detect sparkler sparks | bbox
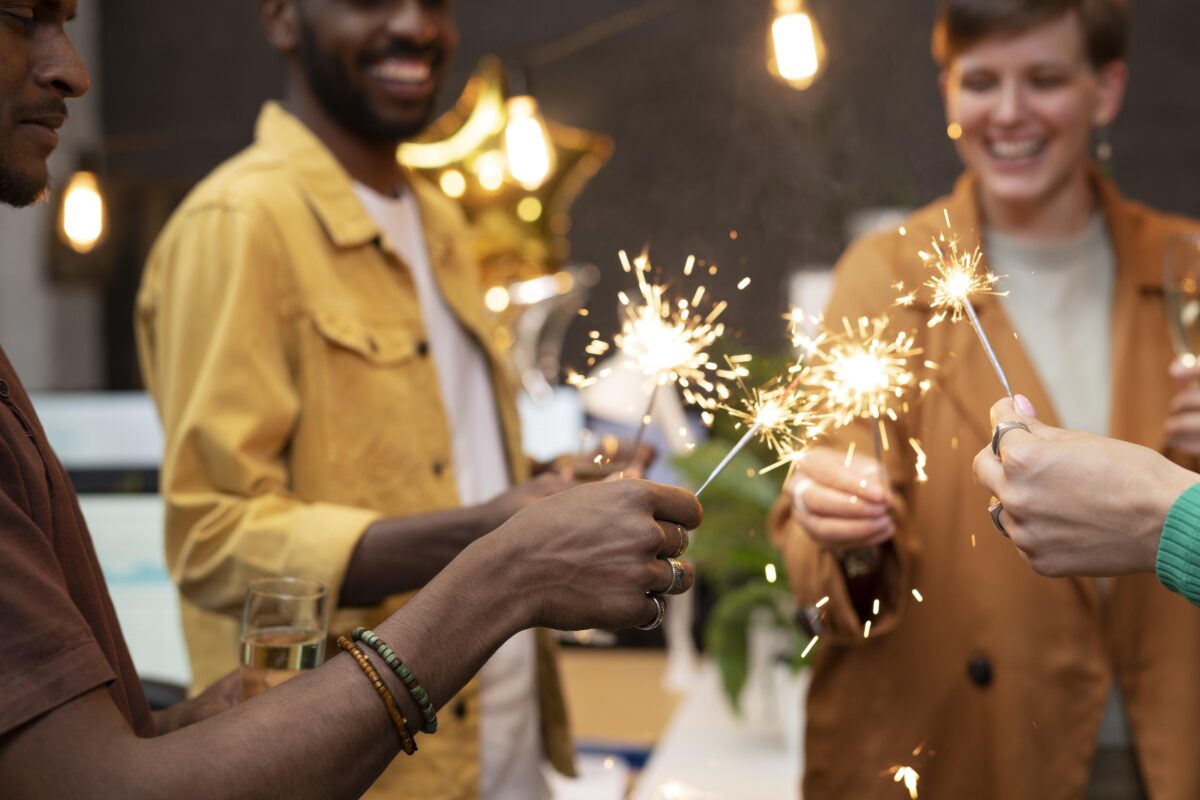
[572,251,740,458]
[889,766,920,799]
[693,357,826,496]
[920,225,1013,398]
[801,636,819,659]
[810,316,922,429]
[575,250,737,417]
[909,438,928,482]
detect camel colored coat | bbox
[772,173,1200,800]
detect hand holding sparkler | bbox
[785,447,895,548]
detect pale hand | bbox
[974,397,1198,577]
[1165,358,1200,456]
[782,446,895,550]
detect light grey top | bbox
[987,213,1115,436]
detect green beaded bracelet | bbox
[352,627,438,734]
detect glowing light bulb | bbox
[59,170,106,254]
[769,0,825,90]
[504,96,555,190]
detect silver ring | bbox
[664,558,686,594]
[988,501,1010,539]
[668,525,689,559]
[991,421,1032,460]
[637,594,666,630]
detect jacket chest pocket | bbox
[311,310,417,367]
[306,310,450,501]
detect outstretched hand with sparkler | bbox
[784,448,896,549]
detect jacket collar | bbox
[255,102,380,248]
[255,101,451,253]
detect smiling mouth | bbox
[369,57,433,86]
[986,137,1048,161]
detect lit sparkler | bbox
[693,360,826,496]
[810,315,921,431]
[806,316,927,546]
[920,225,1013,398]
[575,250,736,455]
[692,311,834,496]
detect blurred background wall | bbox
[1,0,1197,389]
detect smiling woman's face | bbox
[942,11,1125,213]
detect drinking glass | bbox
[240,577,327,699]
[1164,233,1200,366]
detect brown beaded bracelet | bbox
[337,635,417,755]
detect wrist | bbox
[469,499,505,540]
[1146,462,1198,571]
[447,532,535,636]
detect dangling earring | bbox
[1094,126,1114,178]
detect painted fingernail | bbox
[1015,394,1036,417]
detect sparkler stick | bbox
[961,295,1012,399]
[627,380,661,459]
[693,351,827,497]
[695,423,759,497]
[870,419,892,490]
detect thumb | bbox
[1170,357,1200,382]
[989,395,1057,442]
[1013,394,1037,419]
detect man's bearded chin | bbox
[297,21,440,143]
[0,159,50,208]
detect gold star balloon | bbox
[399,57,614,286]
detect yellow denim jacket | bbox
[136,102,574,798]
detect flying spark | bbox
[889,766,920,799]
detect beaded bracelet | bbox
[337,635,417,755]
[352,627,438,734]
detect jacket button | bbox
[432,460,446,477]
[453,700,468,720]
[416,340,430,357]
[967,656,993,688]
[0,380,8,398]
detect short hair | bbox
[932,0,1129,69]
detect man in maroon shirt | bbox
[0,2,700,796]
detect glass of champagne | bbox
[240,577,327,700]
[1164,233,1200,366]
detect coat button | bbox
[967,656,993,687]
[432,460,446,477]
[453,700,468,720]
[416,340,430,357]
[0,380,8,398]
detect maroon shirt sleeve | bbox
[0,434,119,737]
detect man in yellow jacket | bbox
[137,1,580,797]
